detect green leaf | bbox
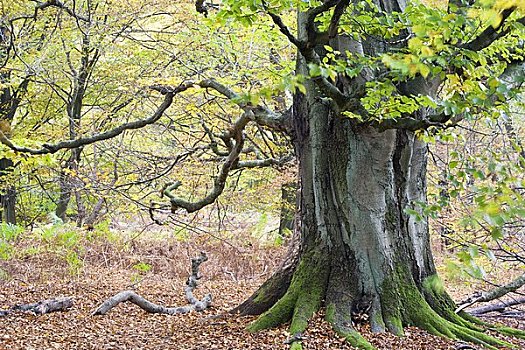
[449,160,459,169]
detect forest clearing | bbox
[1,0,525,349]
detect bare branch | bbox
[93,252,211,315]
[33,0,90,22]
[163,111,251,213]
[467,297,525,316]
[162,102,292,214]
[236,155,293,169]
[0,297,73,317]
[456,272,525,313]
[156,79,290,132]
[1,78,289,155]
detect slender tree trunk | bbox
[278,182,297,238]
[56,174,72,222]
[83,197,106,229]
[56,148,81,222]
[56,30,94,223]
[0,157,15,224]
[0,30,17,225]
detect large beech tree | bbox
[2,0,525,349]
[216,1,525,348]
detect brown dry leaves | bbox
[1,239,524,350]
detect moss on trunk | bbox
[247,250,328,335]
[242,252,522,350]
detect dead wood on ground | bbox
[93,252,212,315]
[0,297,73,316]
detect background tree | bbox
[0,0,293,229]
[0,15,30,224]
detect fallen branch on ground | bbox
[0,297,73,317]
[468,296,525,316]
[481,311,525,319]
[93,252,212,315]
[455,272,525,313]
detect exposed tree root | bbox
[247,251,329,349]
[245,259,520,350]
[93,252,211,315]
[383,273,513,350]
[326,303,375,350]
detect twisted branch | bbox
[93,252,211,315]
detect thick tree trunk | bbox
[233,5,518,345]
[237,95,515,349]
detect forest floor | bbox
[0,230,524,350]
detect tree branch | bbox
[33,0,90,22]
[1,78,289,161]
[462,7,518,51]
[468,297,525,316]
[235,154,294,169]
[306,0,341,30]
[0,297,73,317]
[163,111,251,213]
[263,6,304,49]
[162,103,293,214]
[299,48,350,106]
[156,77,294,213]
[327,0,351,39]
[93,252,211,315]
[261,1,351,107]
[456,272,525,314]
[370,113,455,132]
[0,91,176,154]
[157,79,290,132]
